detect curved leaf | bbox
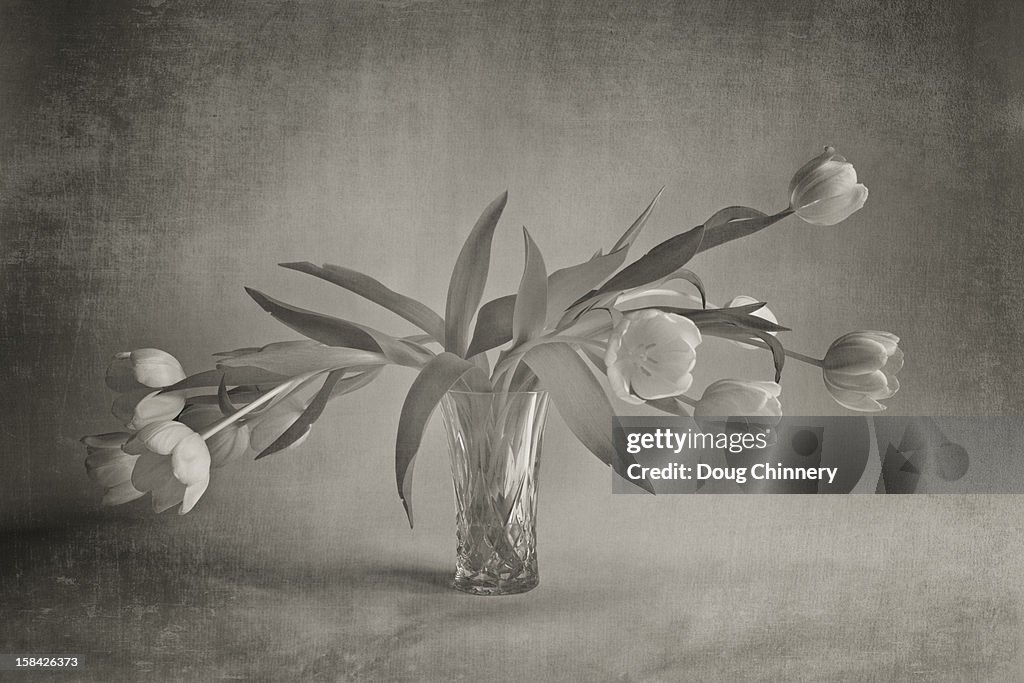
[161,367,289,392]
[466,294,515,358]
[611,187,664,252]
[245,288,432,367]
[594,223,707,297]
[396,352,490,527]
[523,342,653,493]
[280,262,446,342]
[696,207,791,253]
[255,369,347,460]
[216,340,386,376]
[444,192,508,356]
[511,228,548,346]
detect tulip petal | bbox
[136,420,193,455]
[126,392,187,431]
[180,480,210,515]
[82,432,132,450]
[607,361,645,405]
[629,366,693,400]
[102,481,146,506]
[131,348,187,388]
[131,453,170,491]
[85,450,139,487]
[170,433,211,487]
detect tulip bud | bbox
[693,380,783,419]
[822,331,903,412]
[605,310,702,404]
[106,348,187,392]
[789,146,868,226]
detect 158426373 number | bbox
[8,656,80,669]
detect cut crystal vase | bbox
[439,390,550,596]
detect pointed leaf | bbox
[545,247,630,324]
[216,340,386,376]
[255,369,347,460]
[595,223,706,297]
[161,367,290,392]
[396,352,490,527]
[611,187,664,252]
[696,207,790,253]
[444,192,508,356]
[245,288,432,367]
[511,227,548,346]
[280,262,446,342]
[246,287,381,351]
[466,294,515,358]
[523,342,653,493]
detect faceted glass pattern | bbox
[440,390,550,595]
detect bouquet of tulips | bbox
[82,146,902,521]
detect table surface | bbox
[3,494,1022,683]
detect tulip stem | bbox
[730,337,824,367]
[198,371,321,441]
[674,394,698,407]
[784,349,824,367]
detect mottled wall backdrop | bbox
[2,1,1023,678]
[1,0,1024,665]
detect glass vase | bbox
[439,390,550,596]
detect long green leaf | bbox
[695,207,791,253]
[464,248,630,358]
[217,340,386,376]
[611,187,665,252]
[444,192,508,356]
[511,227,548,346]
[246,288,432,367]
[594,223,706,297]
[523,342,653,493]
[395,352,490,527]
[162,367,289,392]
[280,262,446,342]
[466,294,515,358]
[255,369,347,460]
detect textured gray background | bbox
[2,0,1023,680]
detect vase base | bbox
[450,575,538,596]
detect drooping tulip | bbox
[128,420,212,514]
[822,331,903,412]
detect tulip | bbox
[693,380,783,418]
[129,420,212,514]
[605,310,702,404]
[106,348,186,392]
[822,331,903,412]
[113,390,186,431]
[82,432,145,506]
[789,146,868,226]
